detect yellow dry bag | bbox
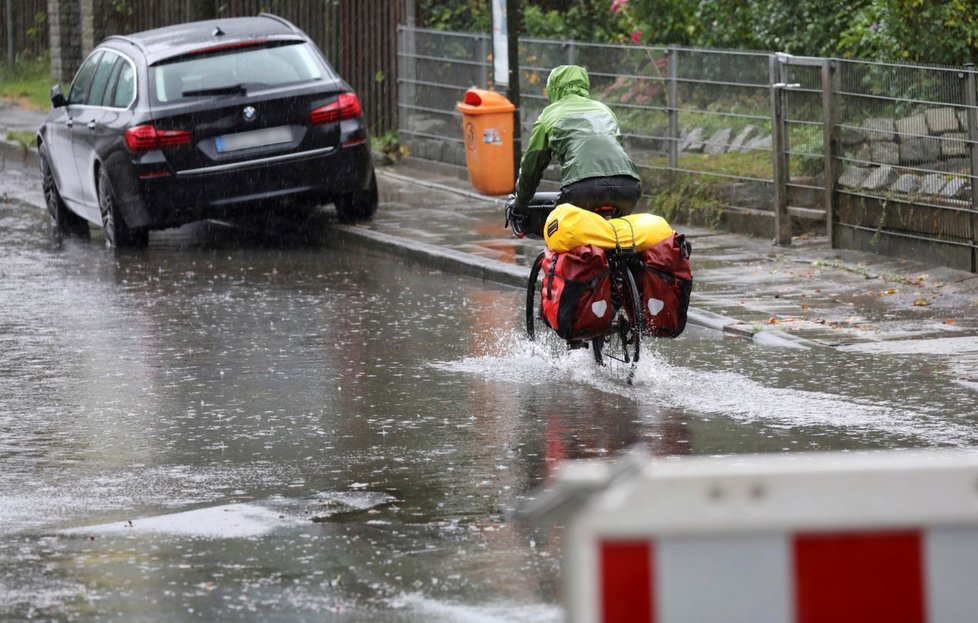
[543,203,674,253]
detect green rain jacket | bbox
[514,64,639,210]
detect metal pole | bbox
[6,0,14,73]
[479,33,489,87]
[770,55,791,245]
[506,0,521,187]
[821,58,837,249]
[667,47,678,182]
[964,63,978,273]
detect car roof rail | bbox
[103,34,147,55]
[257,12,300,34]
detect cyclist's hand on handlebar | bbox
[504,194,527,238]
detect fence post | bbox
[770,54,792,245]
[965,64,978,273]
[566,40,575,66]
[5,0,14,72]
[479,32,489,87]
[667,47,678,182]
[821,58,837,249]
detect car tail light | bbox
[125,124,192,152]
[309,92,362,126]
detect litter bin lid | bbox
[456,88,515,114]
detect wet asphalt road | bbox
[2,156,978,620]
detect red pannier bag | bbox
[635,232,693,338]
[541,244,612,341]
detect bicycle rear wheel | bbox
[525,251,548,340]
[592,264,642,379]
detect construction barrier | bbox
[540,450,978,623]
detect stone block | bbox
[870,141,899,165]
[728,125,760,152]
[838,166,870,188]
[941,178,970,199]
[920,174,948,195]
[861,118,895,142]
[704,128,733,154]
[840,127,865,146]
[890,174,921,194]
[744,134,772,152]
[895,113,928,138]
[679,127,705,152]
[861,165,898,190]
[925,107,960,134]
[899,137,941,165]
[934,158,970,173]
[958,109,970,132]
[941,132,969,158]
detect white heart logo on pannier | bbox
[591,300,608,318]
[647,298,665,315]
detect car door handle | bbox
[65,118,73,128]
[87,120,96,130]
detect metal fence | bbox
[397,25,978,272]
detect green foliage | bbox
[372,130,409,164]
[418,0,489,32]
[837,0,978,64]
[418,0,978,65]
[522,2,631,42]
[26,12,47,42]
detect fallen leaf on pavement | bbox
[913,297,931,307]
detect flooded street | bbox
[2,188,978,620]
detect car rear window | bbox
[150,41,327,104]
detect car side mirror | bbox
[50,85,66,108]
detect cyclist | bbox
[509,64,641,227]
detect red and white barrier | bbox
[558,451,978,623]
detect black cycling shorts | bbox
[558,175,642,216]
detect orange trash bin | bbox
[456,88,516,196]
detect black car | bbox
[38,13,377,247]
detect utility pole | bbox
[505,0,521,185]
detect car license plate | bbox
[215,126,292,153]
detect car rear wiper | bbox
[181,84,247,98]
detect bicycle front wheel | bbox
[525,251,548,341]
[592,264,642,374]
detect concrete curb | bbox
[329,223,529,289]
[0,138,39,170]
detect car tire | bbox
[40,148,89,238]
[98,168,147,248]
[335,168,378,223]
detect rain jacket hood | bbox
[514,65,639,209]
[547,65,590,102]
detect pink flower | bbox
[610,0,628,12]
[631,30,642,44]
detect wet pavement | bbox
[2,101,978,620]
